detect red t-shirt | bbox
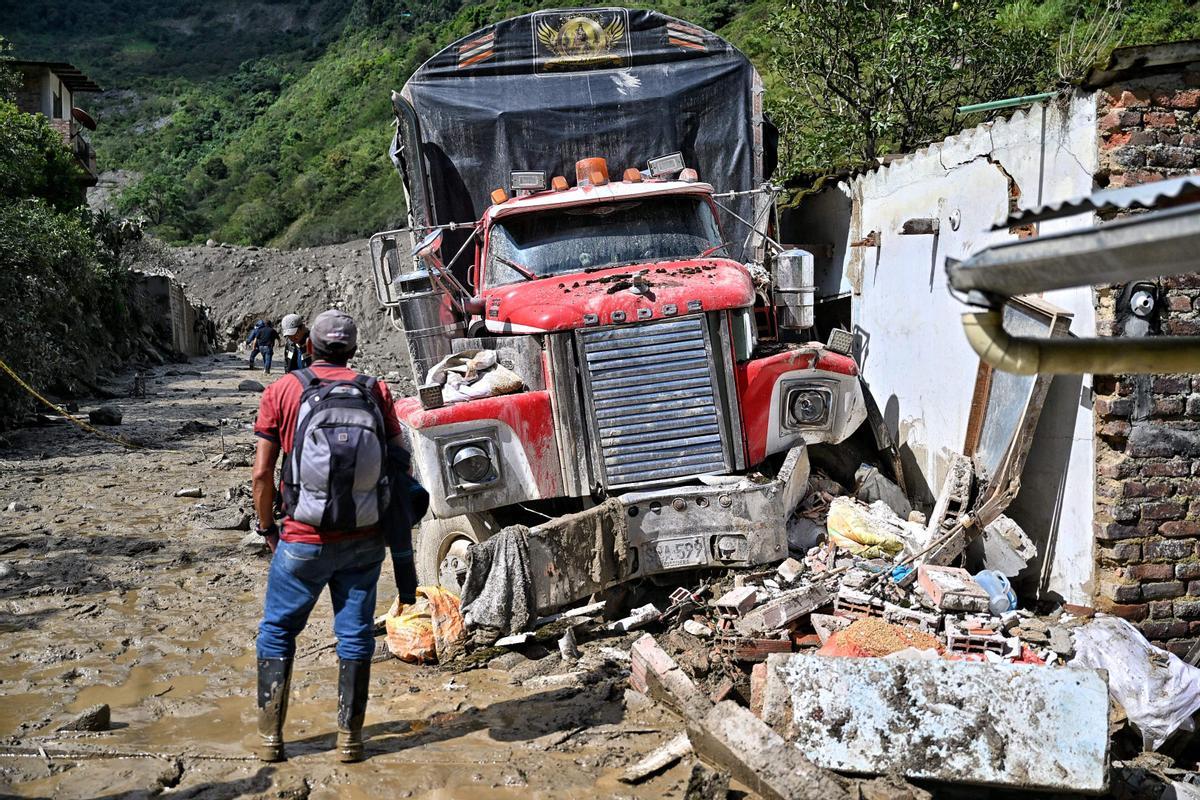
[254,362,402,543]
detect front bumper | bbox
[525,445,810,613]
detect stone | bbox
[683,762,730,800]
[205,508,251,531]
[686,700,851,800]
[58,703,111,732]
[174,487,203,498]
[5,501,34,512]
[238,379,265,393]
[0,562,16,581]
[88,405,122,426]
[762,654,1109,792]
[239,531,267,552]
[177,419,218,435]
[682,619,713,638]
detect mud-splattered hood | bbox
[481,258,754,333]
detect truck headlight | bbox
[450,444,495,484]
[785,386,832,427]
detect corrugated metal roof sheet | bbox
[11,60,102,93]
[994,174,1200,231]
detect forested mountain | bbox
[4,0,1199,248]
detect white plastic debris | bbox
[426,349,523,403]
[1071,615,1200,750]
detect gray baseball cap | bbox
[310,309,358,355]
[280,313,303,336]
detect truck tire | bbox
[415,514,494,595]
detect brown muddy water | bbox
[0,356,688,799]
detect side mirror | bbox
[369,227,420,307]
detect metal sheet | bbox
[767,654,1110,793]
[996,174,1200,230]
[950,201,1200,296]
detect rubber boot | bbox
[336,658,371,763]
[255,657,292,762]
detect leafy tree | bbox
[768,0,1051,171]
[0,35,18,100]
[0,100,84,210]
[116,173,184,225]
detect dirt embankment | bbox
[0,355,678,798]
[163,240,414,395]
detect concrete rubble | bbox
[447,461,1200,797]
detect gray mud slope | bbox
[166,240,413,393]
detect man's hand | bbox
[253,438,281,553]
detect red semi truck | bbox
[369,8,866,612]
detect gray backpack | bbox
[282,369,391,531]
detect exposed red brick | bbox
[1141,500,1187,520]
[1147,539,1196,560]
[1105,131,1133,148]
[1095,598,1148,621]
[1145,111,1179,127]
[1097,420,1131,442]
[1143,581,1186,600]
[1120,88,1151,108]
[1169,88,1200,109]
[1128,130,1158,147]
[1100,542,1142,564]
[1095,396,1133,418]
[1149,599,1175,618]
[1176,600,1200,619]
[1141,459,1192,478]
[1167,294,1196,312]
[1152,376,1190,394]
[1122,481,1172,499]
[1140,620,1189,639]
[1161,520,1200,538]
[1129,563,1176,581]
[1154,397,1186,416]
[1167,319,1200,335]
[1164,274,1200,289]
[1176,562,1200,580]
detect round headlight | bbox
[790,389,829,425]
[451,445,493,483]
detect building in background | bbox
[12,59,101,187]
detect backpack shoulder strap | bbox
[293,368,322,390]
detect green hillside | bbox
[4,0,1200,248]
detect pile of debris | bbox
[446,464,1200,797]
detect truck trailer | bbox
[369,8,867,613]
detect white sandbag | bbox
[425,349,524,403]
[1071,615,1200,750]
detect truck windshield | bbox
[485,195,722,286]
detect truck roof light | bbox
[551,175,569,191]
[648,152,685,177]
[490,188,509,205]
[622,168,642,183]
[679,167,699,182]
[510,171,546,192]
[575,157,609,187]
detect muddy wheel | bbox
[415,514,493,595]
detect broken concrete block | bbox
[630,634,713,721]
[765,654,1109,792]
[833,587,884,619]
[737,583,831,634]
[916,564,989,612]
[606,603,660,632]
[967,513,1037,578]
[882,602,942,633]
[682,619,713,637]
[686,700,852,800]
[715,586,758,617]
[776,557,804,584]
[810,613,851,644]
[619,732,692,784]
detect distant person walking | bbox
[245,319,265,369]
[250,310,409,764]
[280,313,313,374]
[249,319,280,375]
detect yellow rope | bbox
[0,356,143,450]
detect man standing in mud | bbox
[250,309,404,763]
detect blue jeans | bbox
[257,535,386,661]
[254,345,274,371]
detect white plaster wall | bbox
[814,96,1099,603]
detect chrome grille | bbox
[578,316,729,487]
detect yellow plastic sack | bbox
[384,586,467,664]
[825,496,907,558]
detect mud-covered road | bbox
[0,355,686,799]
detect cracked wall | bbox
[792,93,1099,605]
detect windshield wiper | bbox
[696,241,732,259]
[494,254,538,281]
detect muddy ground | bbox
[0,355,689,799]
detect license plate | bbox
[654,536,707,569]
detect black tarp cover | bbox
[396,7,773,264]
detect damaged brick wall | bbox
[1093,66,1200,656]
